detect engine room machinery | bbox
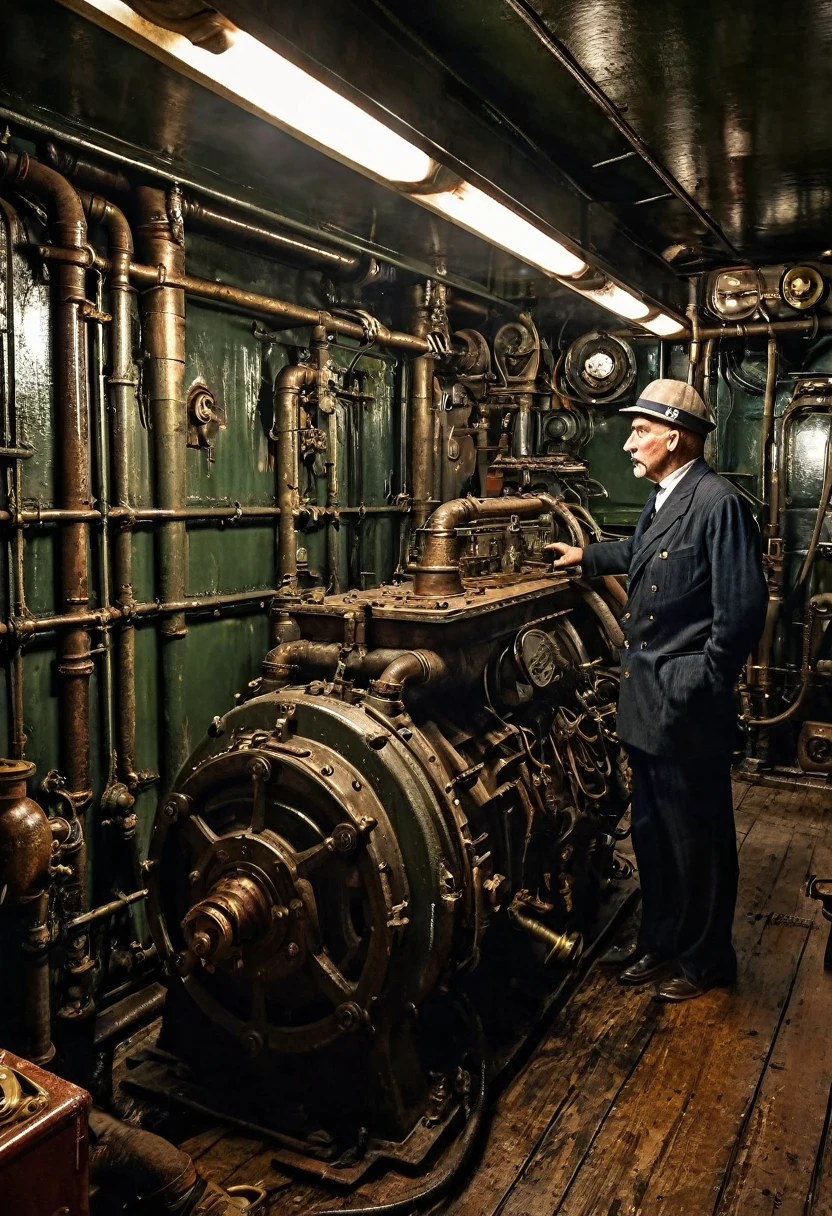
[135,489,629,1175]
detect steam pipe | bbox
[36,244,432,351]
[0,152,94,845]
[407,285,438,536]
[372,649,449,696]
[274,363,317,597]
[180,195,363,276]
[751,338,782,731]
[127,261,428,352]
[135,186,189,793]
[263,642,417,682]
[80,192,139,789]
[744,595,829,727]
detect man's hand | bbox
[546,542,584,568]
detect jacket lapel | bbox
[628,458,711,583]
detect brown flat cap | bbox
[619,379,716,435]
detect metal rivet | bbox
[651,584,658,592]
[660,550,668,559]
[321,764,333,776]
[641,641,648,649]
[624,671,631,678]
[352,779,362,790]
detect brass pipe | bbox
[136,186,189,793]
[263,641,413,682]
[508,900,583,966]
[36,244,432,351]
[0,152,94,822]
[0,591,279,638]
[128,260,429,352]
[312,324,344,593]
[744,595,829,727]
[686,278,700,386]
[697,316,832,340]
[761,337,779,531]
[180,195,363,275]
[274,363,317,596]
[80,192,139,788]
[755,337,782,724]
[408,284,438,535]
[372,649,448,695]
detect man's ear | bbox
[666,428,681,452]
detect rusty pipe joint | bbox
[367,649,448,714]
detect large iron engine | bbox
[139,497,628,1176]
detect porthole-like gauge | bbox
[708,267,760,320]
[781,265,826,311]
[563,332,637,404]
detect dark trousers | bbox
[628,747,739,985]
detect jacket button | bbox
[649,614,654,621]
[640,641,648,649]
[624,640,630,648]
[660,550,668,559]
[624,670,631,678]
[651,584,658,592]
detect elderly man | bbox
[550,380,767,1001]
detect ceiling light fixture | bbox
[640,312,687,338]
[568,280,650,321]
[420,181,587,278]
[61,0,686,336]
[60,0,435,183]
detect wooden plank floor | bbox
[181,779,832,1216]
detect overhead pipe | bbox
[37,243,432,351]
[0,151,94,867]
[79,192,140,790]
[135,185,189,794]
[179,195,363,276]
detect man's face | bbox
[623,416,679,482]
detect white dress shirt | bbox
[654,459,696,514]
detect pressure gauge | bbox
[781,265,826,310]
[563,332,636,404]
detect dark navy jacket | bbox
[581,458,767,757]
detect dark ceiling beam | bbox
[503,0,741,261]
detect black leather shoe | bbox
[618,953,673,986]
[653,976,707,1002]
[599,942,639,970]
[655,972,736,1002]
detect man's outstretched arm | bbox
[548,537,634,577]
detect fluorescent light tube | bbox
[641,313,687,337]
[421,182,587,278]
[572,281,650,321]
[64,0,435,184]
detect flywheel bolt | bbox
[332,823,359,853]
[335,1001,365,1032]
[240,1029,264,1057]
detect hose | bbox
[303,996,489,1216]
